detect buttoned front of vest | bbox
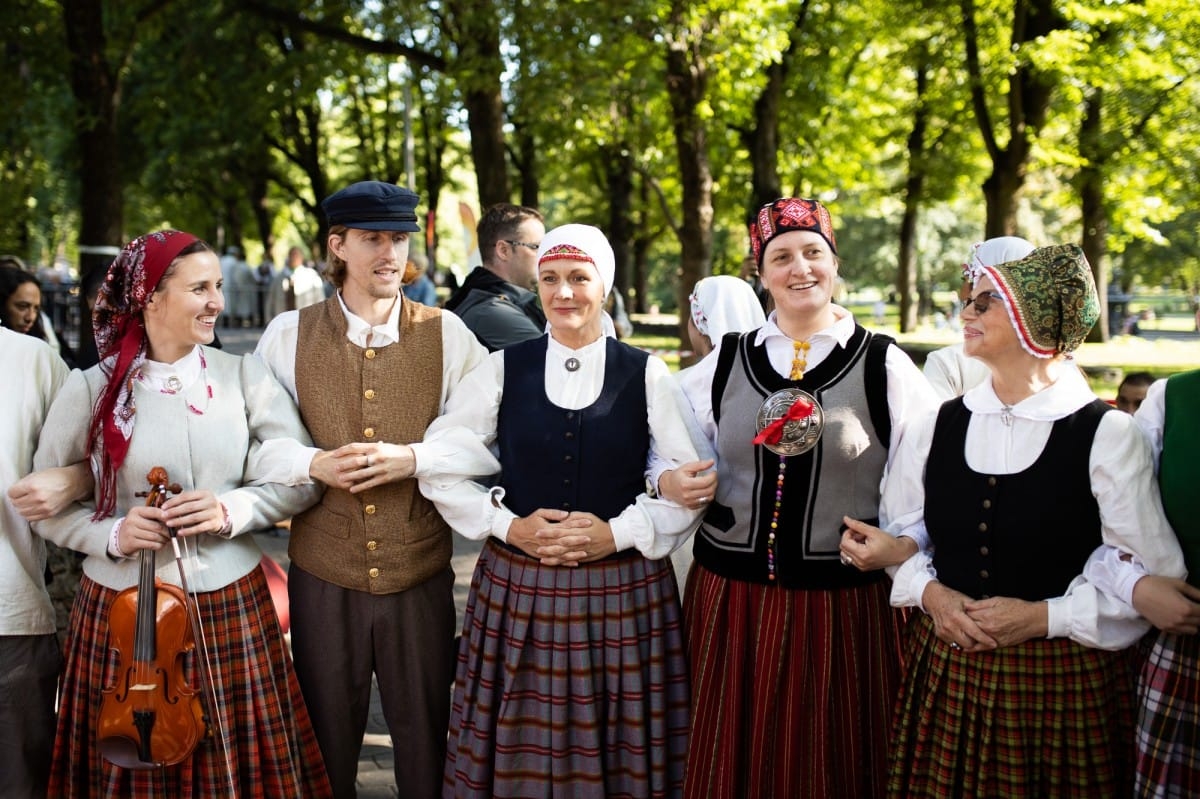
[289,296,451,593]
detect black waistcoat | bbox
[926,397,1111,601]
[498,336,649,523]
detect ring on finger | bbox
[950,642,962,650]
[366,455,372,467]
[839,553,853,567]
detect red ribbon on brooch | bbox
[752,395,815,446]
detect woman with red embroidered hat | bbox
[847,244,1184,796]
[31,230,332,796]
[659,198,937,798]
[423,223,707,797]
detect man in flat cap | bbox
[256,180,488,798]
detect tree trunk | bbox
[606,145,636,310]
[1079,89,1110,343]
[898,52,931,333]
[63,0,124,362]
[666,7,714,344]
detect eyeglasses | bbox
[964,291,1004,316]
[504,240,540,252]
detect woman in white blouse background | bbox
[422,223,706,798]
[843,243,1184,798]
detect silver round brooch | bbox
[754,388,824,456]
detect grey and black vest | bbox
[694,325,892,589]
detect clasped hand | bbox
[119,490,225,553]
[311,442,415,493]
[507,508,616,567]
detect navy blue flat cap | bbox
[321,181,421,232]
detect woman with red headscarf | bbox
[31,231,332,796]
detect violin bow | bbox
[162,490,240,795]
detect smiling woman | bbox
[29,229,333,796]
[667,197,940,799]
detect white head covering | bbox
[536,223,615,297]
[688,275,766,342]
[963,236,1036,284]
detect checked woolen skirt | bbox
[681,564,906,799]
[888,612,1136,798]
[49,568,332,798]
[442,539,690,799]
[1135,631,1200,797]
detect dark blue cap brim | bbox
[339,220,421,232]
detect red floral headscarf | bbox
[88,230,199,518]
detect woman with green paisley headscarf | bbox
[845,243,1184,797]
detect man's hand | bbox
[309,442,416,492]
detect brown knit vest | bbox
[289,296,450,593]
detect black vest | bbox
[926,398,1111,601]
[498,336,649,524]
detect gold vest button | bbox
[364,504,376,515]
[365,349,377,360]
[369,567,380,578]
[364,389,376,400]
[364,427,375,438]
[367,540,378,551]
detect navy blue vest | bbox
[498,336,650,523]
[926,398,1110,601]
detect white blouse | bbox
[419,334,705,559]
[884,364,1185,649]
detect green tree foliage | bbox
[4,0,1199,334]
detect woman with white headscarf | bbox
[845,244,1184,796]
[684,274,767,360]
[422,224,706,797]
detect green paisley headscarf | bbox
[975,243,1099,358]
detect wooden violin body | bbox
[98,467,208,769]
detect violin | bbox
[98,466,208,769]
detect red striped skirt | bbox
[49,568,332,798]
[1136,630,1200,797]
[443,539,690,798]
[889,612,1135,798]
[682,563,905,799]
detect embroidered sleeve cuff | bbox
[107,518,128,560]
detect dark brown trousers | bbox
[289,565,456,799]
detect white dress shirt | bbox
[254,292,489,484]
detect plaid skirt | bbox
[49,568,332,798]
[682,564,905,799]
[443,539,690,799]
[1135,631,1200,797]
[888,612,1135,798]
